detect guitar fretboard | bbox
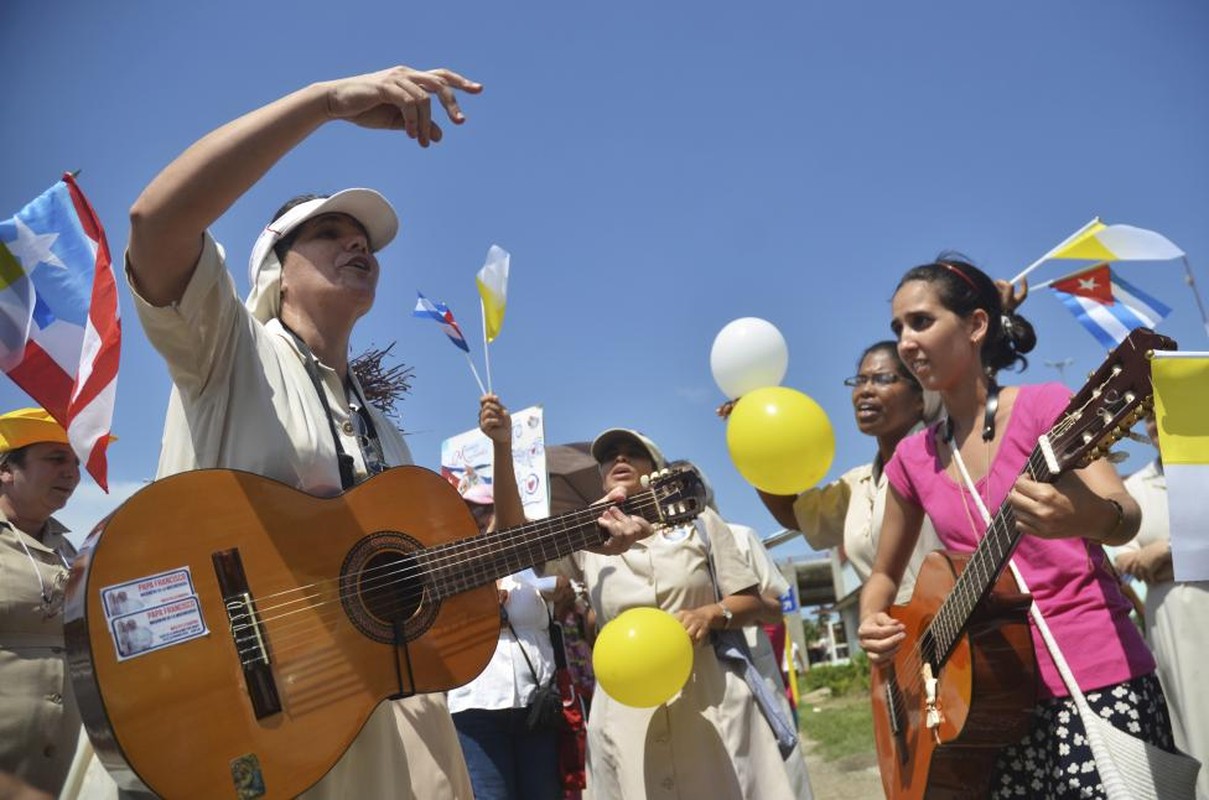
[419,492,657,599]
[923,446,1056,666]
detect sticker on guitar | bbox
[101,567,209,660]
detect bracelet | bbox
[1103,498,1125,541]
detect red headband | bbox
[938,262,980,294]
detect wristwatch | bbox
[718,602,734,629]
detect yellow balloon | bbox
[726,386,835,495]
[592,607,693,708]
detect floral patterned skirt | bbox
[990,673,1176,799]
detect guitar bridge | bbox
[922,662,943,739]
[213,548,282,720]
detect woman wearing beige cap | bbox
[0,409,83,799]
[541,427,800,799]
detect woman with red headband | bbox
[859,257,1178,797]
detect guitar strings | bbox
[229,494,669,663]
[231,511,601,663]
[243,497,630,614]
[889,448,1046,701]
[234,500,653,664]
[235,498,623,634]
[236,505,614,657]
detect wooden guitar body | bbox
[64,467,503,799]
[870,551,1036,800]
[64,464,706,799]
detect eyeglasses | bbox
[843,373,901,388]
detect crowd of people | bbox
[1,62,1205,800]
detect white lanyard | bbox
[7,524,70,617]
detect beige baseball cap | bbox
[590,428,667,470]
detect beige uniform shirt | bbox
[0,514,81,796]
[73,233,472,800]
[793,460,942,604]
[559,507,796,799]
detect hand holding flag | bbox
[0,174,120,490]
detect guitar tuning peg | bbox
[640,474,651,488]
[1106,450,1128,464]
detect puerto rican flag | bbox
[1050,263,1171,350]
[412,291,470,352]
[0,174,120,489]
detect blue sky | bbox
[3,1,1207,562]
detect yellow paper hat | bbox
[0,408,69,453]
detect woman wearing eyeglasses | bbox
[723,341,943,603]
[0,409,85,797]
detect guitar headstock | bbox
[1045,327,1178,475]
[640,466,708,526]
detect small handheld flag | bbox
[476,245,510,344]
[0,174,121,490]
[1016,219,1209,341]
[1050,264,1171,349]
[1047,222,1184,263]
[475,244,510,394]
[412,291,485,394]
[413,292,470,352]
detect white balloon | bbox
[710,317,789,399]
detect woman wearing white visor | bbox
[87,62,651,800]
[104,66,484,800]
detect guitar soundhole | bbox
[341,532,438,644]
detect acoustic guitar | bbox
[870,327,1176,799]
[64,464,705,799]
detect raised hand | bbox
[478,394,512,444]
[320,65,483,146]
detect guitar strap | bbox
[281,323,381,490]
[694,515,799,759]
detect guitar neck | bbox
[420,491,656,599]
[926,445,1058,665]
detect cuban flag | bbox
[412,291,470,352]
[0,174,121,490]
[1050,263,1171,350]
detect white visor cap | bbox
[245,188,399,323]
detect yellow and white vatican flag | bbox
[1047,220,1185,263]
[476,244,510,344]
[476,244,510,394]
[1151,350,1209,581]
[1014,218,1185,284]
